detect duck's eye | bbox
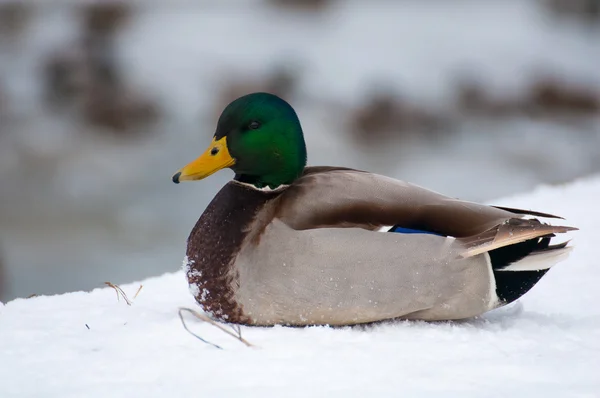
[248,121,260,130]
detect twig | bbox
[178,308,223,349]
[133,284,143,299]
[104,282,132,305]
[230,324,243,341]
[104,282,144,305]
[178,307,255,348]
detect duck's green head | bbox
[173,92,307,189]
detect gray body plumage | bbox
[234,220,496,325]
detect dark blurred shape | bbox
[266,0,331,12]
[350,89,448,144]
[456,77,522,118]
[43,50,83,109]
[83,81,159,132]
[456,73,600,120]
[529,76,600,115]
[457,78,488,114]
[545,0,600,24]
[81,3,130,37]
[352,91,398,141]
[42,3,160,134]
[265,67,298,99]
[0,2,31,40]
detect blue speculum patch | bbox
[388,226,443,236]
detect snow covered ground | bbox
[1,176,598,397]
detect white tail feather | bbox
[496,246,573,272]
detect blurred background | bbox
[0,0,599,301]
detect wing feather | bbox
[273,167,576,256]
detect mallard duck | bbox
[173,92,576,326]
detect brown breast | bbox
[185,181,281,323]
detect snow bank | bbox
[1,177,599,397]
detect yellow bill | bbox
[172,136,235,183]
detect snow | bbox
[1,176,599,397]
